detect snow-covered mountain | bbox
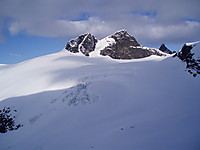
[0,31,200,150]
[65,30,166,59]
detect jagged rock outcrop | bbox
[65,33,98,56]
[100,45,165,59]
[65,30,166,59]
[100,30,166,59]
[159,44,173,54]
[176,42,200,77]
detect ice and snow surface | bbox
[0,49,200,150]
[186,41,200,47]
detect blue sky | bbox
[0,0,199,64]
[0,31,67,64]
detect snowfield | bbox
[0,49,167,101]
[0,47,200,150]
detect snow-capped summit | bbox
[65,30,166,59]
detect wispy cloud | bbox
[10,53,22,57]
[0,0,199,44]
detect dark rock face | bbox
[176,44,200,77]
[100,30,165,59]
[159,44,173,54]
[110,30,140,47]
[177,44,193,61]
[65,33,98,56]
[100,46,164,59]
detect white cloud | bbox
[10,53,22,57]
[0,0,200,44]
[8,17,113,38]
[131,20,200,44]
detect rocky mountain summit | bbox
[65,30,200,77]
[100,30,165,59]
[65,33,98,56]
[175,42,200,77]
[65,30,166,59]
[159,43,173,54]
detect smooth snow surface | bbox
[0,50,200,150]
[186,41,200,47]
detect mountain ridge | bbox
[65,30,167,59]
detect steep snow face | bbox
[0,52,200,150]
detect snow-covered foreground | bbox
[0,50,166,101]
[0,50,200,150]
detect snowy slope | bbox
[0,45,200,150]
[0,49,166,101]
[0,50,108,101]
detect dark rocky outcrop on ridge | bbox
[159,43,173,54]
[65,33,98,56]
[65,30,166,59]
[100,30,165,59]
[176,43,200,77]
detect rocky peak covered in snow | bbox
[65,30,166,59]
[176,41,200,77]
[65,33,98,56]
